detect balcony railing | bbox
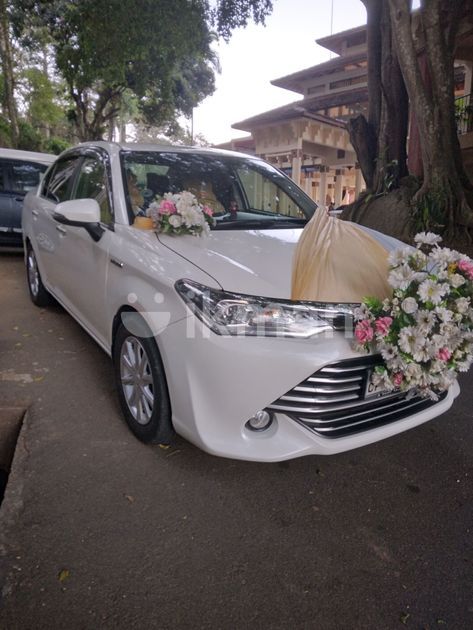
[455,93,473,135]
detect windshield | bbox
[120,150,317,229]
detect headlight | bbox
[175,279,356,338]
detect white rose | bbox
[169,214,183,228]
[455,297,470,314]
[451,274,466,288]
[401,297,418,314]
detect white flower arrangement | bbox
[148,191,215,236]
[354,232,473,400]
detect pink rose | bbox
[202,205,213,217]
[375,316,393,338]
[393,372,403,387]
[158,199,177,215]
[436,347,452,362]
[355,320,374,344]
[458,259,473,279]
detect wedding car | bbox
[0,148,56,247]
[22,142,459,462]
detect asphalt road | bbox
[0,251,472,630]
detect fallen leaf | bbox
[125,494,135,503]
[159,444,171,450]
[58,569,70,582]
[400,612,410,625]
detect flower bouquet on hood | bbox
[148,191,215,236]
[354,232,473,400]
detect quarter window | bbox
[236,166,305,218]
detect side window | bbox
[72,156,113,224]
[44,157,80,203]
[11,161,48,194]
[0,162,6,192]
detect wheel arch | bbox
[111,305,159,356]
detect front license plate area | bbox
[364,371,397,400]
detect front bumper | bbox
[157,316,460,462]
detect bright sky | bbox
[192,0,368,144]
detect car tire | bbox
[113,320,175,445]
[26,243,52,307]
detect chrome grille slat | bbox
[321,363,374,373]
[303,398,432,433]
[268,391,401,415]
[307,375,363,384]
[266,356,444,438]
[293,384,361,394]
[279,393,360,404]
[298,396,429,426]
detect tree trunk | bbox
[347,114,376,188]
[107,119,114,142]
[348,0,408,194]
[388,0,473,231]
[347,0,383,190]
[0,0,19,146]
[373,0,409,193]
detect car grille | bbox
[267,355,447,438]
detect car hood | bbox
[159,229,302,298]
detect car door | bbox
[51,149,115,345]
[32,154,82,293]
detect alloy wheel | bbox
[27,248,40,298]
[120,336,155,425]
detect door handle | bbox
[110,257,124,268]
[32,210,39,217]
[56,225,67,235]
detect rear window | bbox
[0,160,48,195]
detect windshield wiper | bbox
[213,217,307,230]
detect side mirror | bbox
[55,198,101,223]
[53,198,105,242]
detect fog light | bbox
[246,410,273,432]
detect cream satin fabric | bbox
[291,210,392,302]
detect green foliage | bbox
[13,0,222,139]
[10,0,275,141]
[17,120,42,151]
[412,191,448,234]
[212,0,273,40]
[43,136,70,155]
[21,67,63,129]
[0,114,12,146]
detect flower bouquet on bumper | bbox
[148,191,215,236]
[353,232,473,400]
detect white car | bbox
[22,142,459,462]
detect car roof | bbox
[0,147,56,164]
[75,141,260,162]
